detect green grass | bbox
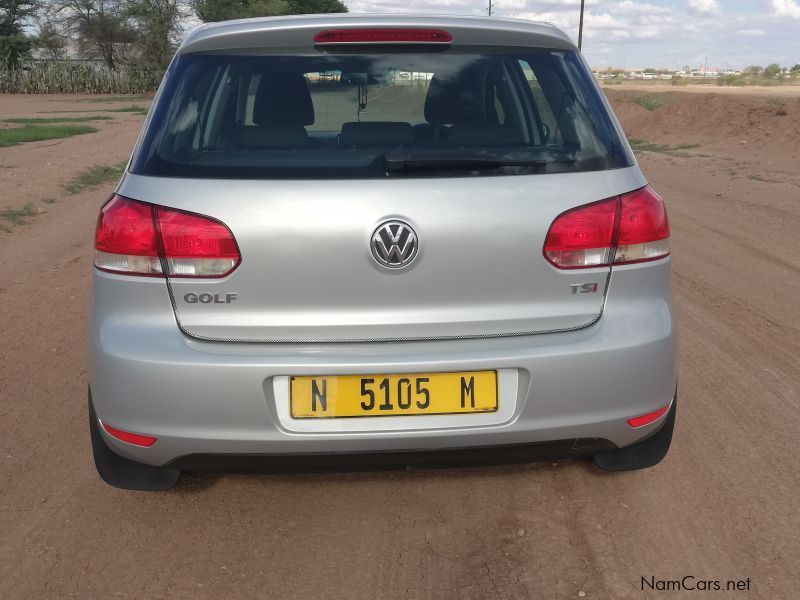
[0,203,37,231]
[63,162,127,194]
[2,115,111,125]
[633,96,668,111]
[103,105,148,114]
[80,95,149,103]
[0,124,98,148]
[628,138,700,156]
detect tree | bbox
[743,65,763,76]
[128,0,183,70]
[56,0,136,69]
[0,0,38,68]
[193,0,345,23]
[763,63,782,78]
[31,9,68,60]
[287,0,346,12]
[194,0,287,22]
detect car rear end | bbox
[87,14,677,489]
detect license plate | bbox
[290,371,498,419]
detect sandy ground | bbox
[1,91,799,599]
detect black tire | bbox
[593,392,677,472]
[89,389,180,491]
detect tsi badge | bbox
[184,292,238,304]
[570,283,599,295]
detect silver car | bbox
[88,14,677,490]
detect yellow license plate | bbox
[290,371,498,419]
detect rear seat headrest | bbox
[424,64,490,126]
[253,72,315,127]
[340,122,414,147]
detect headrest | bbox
[340,122,414,147]
[447,124,524,146]
[235,125,311,149]
[253,72,314,127]
[424,65,490,125]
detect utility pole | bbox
[578,0,586,50]
[488,0,493,16]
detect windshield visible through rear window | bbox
[132,49,633,179]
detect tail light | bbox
[543,186,669,269]
[94,195,240,278]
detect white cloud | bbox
[344,0,800,68]
[687,0,720,14]
[770,0,800,17]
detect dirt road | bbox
[1,91,798,599]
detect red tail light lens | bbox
[614,186,670,264]
[313,28,453,45]
[156,207,241,277]
[94,196,162,276]
[94,195,240,278]
[542,198,617,269]
[543,186,670,269]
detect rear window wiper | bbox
[383,153,548,174]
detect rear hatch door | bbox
[120,169,643,342]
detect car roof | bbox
[179,13,577,54]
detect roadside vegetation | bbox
[0,0,348,94]
[628,139,701,156]
[671,64,800,87]
[103,105,149,114]
[63,162,127,194]
[1,162,128,234]
[633,96,668,111]
[80,95,149,103]
[2,116,111,124]
[766,95,788,116]
[0,203,37,232]
[38,104,149,115]
[0,124,97,148]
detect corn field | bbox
[0,61,162,94]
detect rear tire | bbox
[593,392,677,472]
[89,389,180,491]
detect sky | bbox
[344,0,800,69]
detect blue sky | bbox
[345,0,800,69]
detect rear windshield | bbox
[132,49,633,179]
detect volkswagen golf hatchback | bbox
[88,14,677,490]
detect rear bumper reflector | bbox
[627,405,670,428]
[100,420,158,447]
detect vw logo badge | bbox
[370,220,418,269]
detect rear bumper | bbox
[167,438,617,472]
[88,260,677,467]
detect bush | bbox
[633,96,667,111]
[767,95,788,116]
